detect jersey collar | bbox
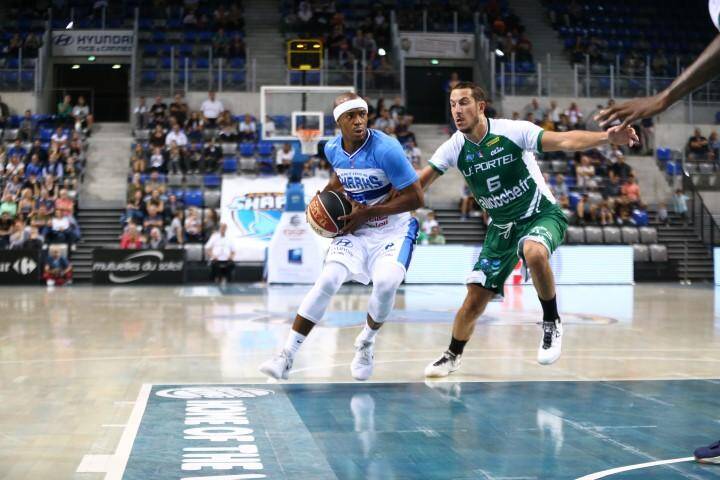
[342,129,372,159]
[462,117,490,147]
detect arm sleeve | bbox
[428,134,462,174]
[379,139,419,190]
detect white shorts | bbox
[325,217,419,284]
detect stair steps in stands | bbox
[72,208,124,282]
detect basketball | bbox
[306,191,353,238]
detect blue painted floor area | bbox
[123,381,720,480]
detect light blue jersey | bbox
[324,129,419,232]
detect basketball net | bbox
[297,128,320,156]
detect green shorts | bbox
[467,205,568,295]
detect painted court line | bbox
[104,383,152,480]
[575,456,695,479]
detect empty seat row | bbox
[633,244,668,262]
[165,189,220,208]
[566,226,657,245]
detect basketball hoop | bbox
[297,128,320,156]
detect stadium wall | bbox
[0,92,37,115]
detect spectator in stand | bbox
[123,191,145,226]
[556,114,571,132]
[622,175,642,206]
[185,111,204,143]
[146,227,166,249]
[165,193,184,222]
[127,173,143,201]
[17,188,34,217]
[404,140,422,168]
[459,185,473,221]
[218,111,238,142]
[3,178,21,203]
[49,208,74,246]
[673,189,689,223]
[167,210,185,244]
[72,96,93,135]
[25,154,43,179]
[524,98,543,119]
[687,128,710,161]
[598,200,614,225]
[168,93,189,126]
[540,113,555,131]
[275,143,294,175]
[709,131,720,161]
[0,211,12,248]
[57,95,73,126]
[373,109,395,134]
[30,204,51,237]
[23,226,44,250]
[565,102,584,128]
[131,144,147,173]
[134,96,149,130]
[200,91,224,128]
[212,28,230,58]
[165,123,188,148]
[18,110,35,141]
[551,174,569,199]
[43,153,64,179]
[8,139,27,159]
[149,96,168,128]
[120,225,144,249]
[167,142,185,174]
[657,202,670,226]
[427,225,446,245]
[229,34,246,59]
[547,100,561,123]
[150,124,166,149]
[575,155,596,188]
[421,211,439,236]
[144,171,166,195]
[55,189,74,215]
[8,218,27,249]
[576,193,595,225]
[609,154,632,181]
[603,174,623,201]
[238,114,257,142]
[184,207,203,242]
[203,138,222,173]
[264,115,276,138]
[639,117,655,155]
[149,146,165,172]
[51,126,69,149]
[143,204,164,233]
[205,223,235,285]
[43,246,72,286]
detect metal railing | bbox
[683,173,720,252]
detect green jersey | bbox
[429,118,555,223]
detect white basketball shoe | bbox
[537,319,563,365]
[424,351,462,378]
[259,350,293,380]
[351,341,375,381]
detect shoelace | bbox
[357,342,373,365]
[542,322,556,349]
[434,351,456,366]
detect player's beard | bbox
[457,114,479,134]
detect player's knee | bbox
[523,241,548,269]
[316,262,348,296]
[371,267,403,300]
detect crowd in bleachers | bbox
[0,95,89,254]
[545,0,715,73]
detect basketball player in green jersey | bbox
[595,0,720,464]
[420,81,639,377]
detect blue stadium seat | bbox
[222,157,238,173]
[21,71,33,86]
[185,190,203,206]
[257,142,273,156]
[160,57,172,69]
[204,174,221,188]
[716,111,720,124]
[198,31,213,43]
[6,58,19,69]
[195,57,209,69]
[8,115,21,128]
[39,128,53,142]
[239,143,255,157]
[141,71,158,85]
[178,44,193,57]
[230,57,245,68]
[184,31,197,43]
[152,31,166,43]
[143,44,159,56]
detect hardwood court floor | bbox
[0,283,719,479]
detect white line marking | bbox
[101,424,127,428]
[105,383,152,480]
[77,454,113,473]
[575,457,695,479]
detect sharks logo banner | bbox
[221,177,328,262]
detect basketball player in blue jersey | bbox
[598,0,720,464]
[259,92,424,381]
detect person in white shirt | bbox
[200,91,224,127]
[134,96,149,130]
[404,140,422,168]
[238,114,257,142]
[275,143,294,175]
[165,124,188,147]
[72,96,93,133]
[51,127,68,148]
[421,211,439,235]
[264,115,276,137]
[205,223,235,284]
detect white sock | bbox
[357,323,380,344]
[284,330,306,356]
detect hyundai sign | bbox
[51,30,133,56]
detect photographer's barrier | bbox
[715,248,720,286]
[0,249,42,284]
[92,249,186,285]
[406,245,634,284]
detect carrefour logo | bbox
[12,257,36,275]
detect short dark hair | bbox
[450,81,488,103]
[333,91,359,108]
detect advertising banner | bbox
[92,249,185,285]
[51,30,133,56]
[267,211,328,284]
[0,249,42,284]
[220,176,328,262]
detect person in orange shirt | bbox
[621,175,641,205]
[55,188,74,215]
